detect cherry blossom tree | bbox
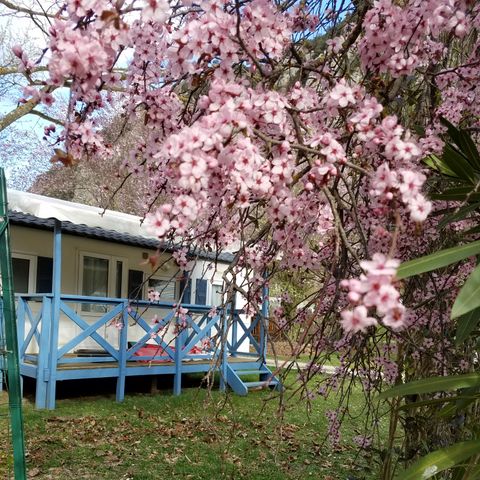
[30,114,153,213]
[4,0,480,477]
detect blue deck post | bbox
[36,297,51,409]
[16,297,25,355]
[260,278,269,364]
[16,299,25,399]
[46,220,62,410]
[173,320,183,396]
[230,295,237,357]
[116,301,128,402]
[219,311,228,392]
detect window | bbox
[11,255,53,295]
[36,257,53,293]
[211,284,224,307]
[148,278,176,301]
[82,256,109,298]
[128,269,144,300]
[195,279,208,305]
[79,253,126,312]
[179,276,191,304]
[115,261,123,299]
[176,277,209,305]
[12,256,34,294]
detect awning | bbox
[7,190,234,263]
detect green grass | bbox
[0,375,383,480]
[267,353,341,366]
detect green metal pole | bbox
[0,168,27,479]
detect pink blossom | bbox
[382,305,406,330]
[340,306,377,333]
[142,0,169,23]
[360,254,400,277]
[328,80,356,108]
[398,170,426,202]
[12,44,23,58]
[145,210,171,238]
[408,195,432,222]
[326,36,344,53]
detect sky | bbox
[0,0,132,190]
[0,1,58,189]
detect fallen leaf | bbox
[28,467,41,478]
[50,149,76,167]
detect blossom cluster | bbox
[161,0,291,80]
[370,163,432,222]
[325,410,341,447]
[172,247,194,271]
[48,18,124,97]
[359,0,469,77]
[66,121,110,159]
[175,306,189,330]
[340,254,405,333]
[21,86,55,107]
[147,289,163,302]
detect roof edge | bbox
[9,211,235,264]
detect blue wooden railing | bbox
[16,294,266,409]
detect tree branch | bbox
[0,65,48,76]
[29,109,63,126]
[0,85,56,132]
[0,0,61,18]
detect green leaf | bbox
[379,373,480,399]
[436,388,480,418]
[455,306,480,345]
[397,439,480,480]
[440,117,480,169]
[452,459,480,480]
[461,225,480,236]
[452,264,480,318]
[431,187,480,202]
[455,386,480,410]
[398,395,473,410]
[442,144,478,184]
[396,241,480,280]
[423,154,458,177]
[436,403,458,418]
[438,202,480,229]
[464,463,480,480]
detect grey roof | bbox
[9,211,235,263]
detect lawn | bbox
[267,353,341,367]
[1,374,383,480]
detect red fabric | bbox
[133,344,204,363]
[134,344,171,363]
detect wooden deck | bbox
[13,294,275,409]
[23,353,256,370]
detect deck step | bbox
[233,369,270,376]
[226,363,281,395]
[243,380,279,389]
